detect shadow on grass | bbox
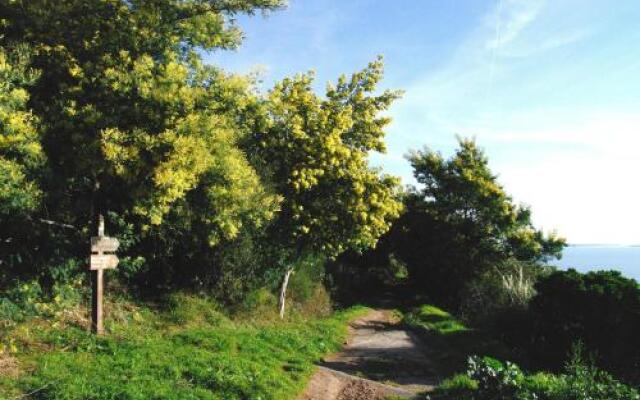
[402,304,516,378]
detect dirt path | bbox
[299,309,437,400]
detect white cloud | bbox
[495,28,593,60]
[485,0,545,50]
[484,112,640,244]
[381,0,640,244]
[497,152,640,245]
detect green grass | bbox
[430,357,640,400]
[0,293,368,400]
[403,304,513,377]
[404,305,468,335]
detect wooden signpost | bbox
[90,215,119,334]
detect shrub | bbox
[460,260,546,326]
[436,374,478,400]
[233,287,280,320]
[432,355,640,400]
[208,231,276,305]
[466,356,523,400]
[296,284,332,318]
[165,293,228,327]
[288,253,327,304]
[560,361,640,400]
[527,269,640,377]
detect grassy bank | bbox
[403,304,640,400]
[0,291,367,399]
[402,304,514,378]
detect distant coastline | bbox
[568,243,640,247]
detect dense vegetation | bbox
[527,269,640,378]
[391,139,565,308]
[0,287,367,399]
[0,2,403,397]
[0,0,401,303]
[433,355,640,400]
[1,1,639,399]
[405,305,640,400]
[340,138,640,393]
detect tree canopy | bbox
[0,45,42,217]
[409,138,564,262]
[0,0,403,296]
[253,58,403,258]
[0,1,565,315]
[390,138,565,306]
[0,0,284,235]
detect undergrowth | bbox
[431,355,640,400]
[405,305,640,400]
[0,285,367,399]
[403,304,517,378]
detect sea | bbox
[550,245,640,281]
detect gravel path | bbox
[299,309,437,400]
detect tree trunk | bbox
[279,268,294,319]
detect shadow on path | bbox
[300,309,437,400]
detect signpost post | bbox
[90,215,119,334]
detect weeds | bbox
[403,304,513,377]
[0,285,367,399]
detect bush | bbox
[467,356,523,400]
[559,360,640,400]
[231,287,280,320]
[527,269,640,377]
[459,261,553,359]
[431,357,523,400]
[436,374,478,400]
[460,260,545,326]
[0,279,85,329]
[432,355,640,400]
[288,253,327,303]
[296,284,332,318]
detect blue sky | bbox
[207,0,640,245]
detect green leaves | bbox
[408,137,564,264]
[0,46,43,216]
[0,159,40,215]
[0,0,288,288]
[0,0,286,240]
[0,1,399,293]
[391,138,565,306]
[253,58,403,257]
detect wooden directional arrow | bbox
[90,236,119,271]
[89,215,120,335]
[91,236,120,254]
[90,254,119,270]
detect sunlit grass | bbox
[405,305,468,335]
[1,293,368,400]
[403,304,512,377]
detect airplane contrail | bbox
[486,0,504,106]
